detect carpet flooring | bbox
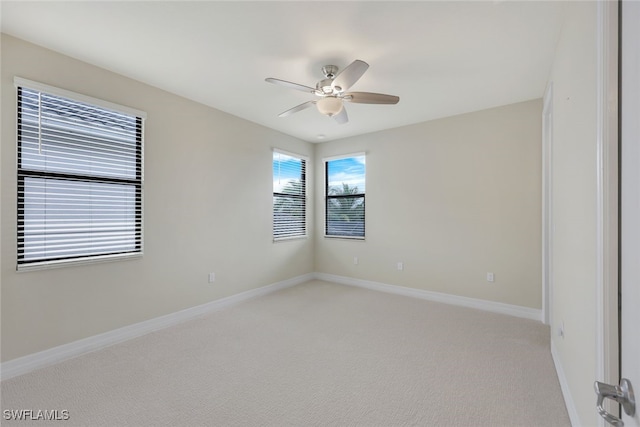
[1,280,570,426]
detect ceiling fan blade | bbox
[344,92,400,104]
[331,60,369,92]
[333,106,348,124]
[265,78,316,94]
[278,100,316,117]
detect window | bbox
[16,78,145,270]
[273,150,307,240]
[325,154,365,238]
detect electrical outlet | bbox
[486,272,495,282]
[397,262,404,271]
[208,272,215,283]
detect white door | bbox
[620,1,640,425]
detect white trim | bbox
[272,147,309,162]
[322,151,366,162]
[595,1,606,398]
[0,272,549,381]
[0,273,313,381]
[14,77,147,119]
[314,272,542,322]
[542,82,554,326]
[17,253,143,273]
[323,235,365,241]
[272,235,308,243]
[595,4,619,427]
[551,340,581,427]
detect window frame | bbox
[272,148,308,242]
[15,77,146,271]
[324,153,366,240]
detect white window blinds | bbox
[273,150,306,240]
[16,80,145,269]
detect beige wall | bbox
[1,33,546,366]
[0,35,315,362]
[0,7,609,423]
[314,99,543,309]
[547,2,599,425]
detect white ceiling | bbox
[1,1,567,143]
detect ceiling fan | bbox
[265,60,399,125]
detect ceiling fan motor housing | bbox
[317,65,342,94]
[317,79,336,95]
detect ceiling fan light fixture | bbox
[316,96,343,117]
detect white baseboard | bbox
[2,272,542,381]
[314,272,543,322]
[0,273,313,381]
[551,340,581,426]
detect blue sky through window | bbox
[273,152,303,193]
[327,155,365,193]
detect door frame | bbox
[542,82,553,327]
[596,0,620,424]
